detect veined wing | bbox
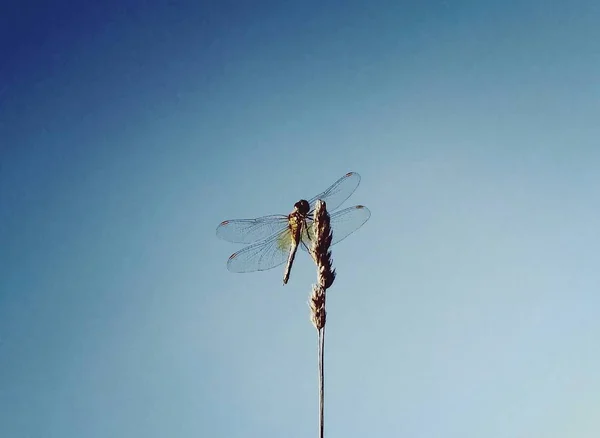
[216,214,288,244]
[227,226,296,273]
[307,172,361,213]
[217,172,360,243]
[300,205,371,251]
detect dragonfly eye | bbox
[295,199,310,215]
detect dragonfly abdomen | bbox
[283,213,304,284]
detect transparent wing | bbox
[226,227,295,273]
[300,205,371,252]
[217,172,360,244]
[307,172,361,212]
[216,214,288,244]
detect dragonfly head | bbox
[294,199,310,215]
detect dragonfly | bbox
[216,172,371,284]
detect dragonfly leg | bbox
[304,219,312,242]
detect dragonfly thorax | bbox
[294,199,310,215]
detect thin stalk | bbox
[309,200,335,438]
[318,326,325,438]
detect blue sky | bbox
[1,1,600,436]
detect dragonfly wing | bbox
[300,205,371,252]
[307,172,361,212]
[227,227,294,273]
[216,214,288,244]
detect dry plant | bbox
[308,199,336,438]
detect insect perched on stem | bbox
[216,172,370,284]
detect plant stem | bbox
[318,326,325,438]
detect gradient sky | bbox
[2,1,600,437]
